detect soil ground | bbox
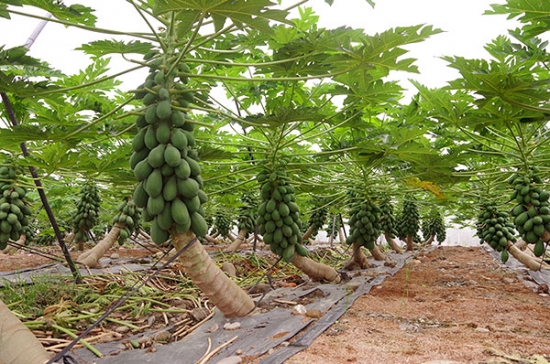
[2,244,550,363]
[285,245,550,364]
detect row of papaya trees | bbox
[0,0,549,363]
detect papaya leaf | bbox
[153,0,293,33]
[11,0,96,26]
[485,0,550,37]
[0,45,43,67]
[76,40,154,57]
[0,1,22,19]
[0,71,57,94]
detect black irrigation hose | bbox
[47,237,198,364]
[6,241,66,264]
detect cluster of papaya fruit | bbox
[213,211,233,237]
[508,169,549,257]
[345,192,382,250]
[422,211,446,243]
[396,194,420,240]
[307,206,327,237]
[0,166,33,249]
[112,197,142,245]
[73,183,101,243]
[256,168,308,262]
[378,195,399,239]
[237,193,257,237]
[131,54,208,244]
[476,201,517,262]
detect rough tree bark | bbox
[370,245,386,261]
[338,228,345,244]
[343,242,371,270]
[291,253,340,282]
[385,232,403,254]
[77,224,124,268]
[405,235,417,251]
[227,229,248,253]
[171,229,255,317]
[0,299,51,364]
[424,235,435,245]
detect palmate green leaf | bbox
[0,71,57,94]
[485,0,550,36]
[5,0,96,26]
[76,40,154,58]
[444,56,550,110]
[0,45,43,67]
[153,0,293,33]
[333,80,403,106]
[0,1,21,19]
[330,25,443,89]
[243,106,328,127]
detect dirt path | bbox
[283,245,550,364]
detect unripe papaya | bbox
[158,87,170,100]
[171,128,188,150]
[133,182,148,208]
[144,126,159,150]
[171,110,186,127]
[157,202,174,230]
[282,245,295,263]
[132,128,147,152]
[163,175,178,201]
[144,168,163,198]
[185,156,201,177]
[533,240,545,257]
[147,195,165,216]
[148,144,166,168]
[134,160,153,181]
[145,106,157,124]
[190,212,208,237]
[177,177,199,199]
[171,198,190,225]
[164,145,181,167]
[174,159,191,179]
[184,195,201,214]
[156,100,172,119]
[150,218,169,244]
[130,148,149,169]
[142,92,156,106]
[156,121,171,144]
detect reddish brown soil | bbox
[285,246,550,364]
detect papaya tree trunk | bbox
[77,224,123,268]
[369,244,386,261]
[290,253,340,282]
[506,241,550,271]
[343,242,371,270]
[171,229,255,318]
[514,239,528,250]
[226,233,236,242]
[301,225,315,242]
[338,228,345,243]
[204,235,218,244]
[405,236,416,251]
[227,229,248,253]
[0,299,51,364]
[385,232,403,254]
[424,235,435,245]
